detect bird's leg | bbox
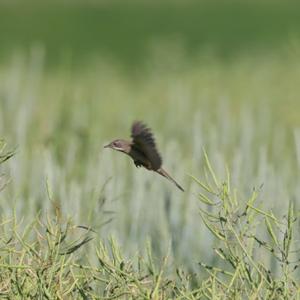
[134,160,152,170]
[134,160,143,168]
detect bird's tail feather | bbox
[156,168,184,192]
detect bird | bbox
[104,121,184,192]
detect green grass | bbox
[1,48,300,264]
[0,146,299,298]
[1,4,300,294]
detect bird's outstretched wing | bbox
[131,121,162,170]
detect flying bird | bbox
[104,121,184,192]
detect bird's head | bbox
[104,139,130,153]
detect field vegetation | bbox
[0,1,300,298]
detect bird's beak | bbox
[104,144,111,149]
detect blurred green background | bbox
[0,0,300,272]
[1,1,300,67]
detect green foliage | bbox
[194,151,300,299]
[0,140,15,165]
[0,47,300,275]
[0,141,15,193]
[0,1,300,296]
[0,149,299,298]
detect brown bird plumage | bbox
[104,121,184,192]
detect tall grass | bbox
[0,48,299,280]
[0,145,299,298]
